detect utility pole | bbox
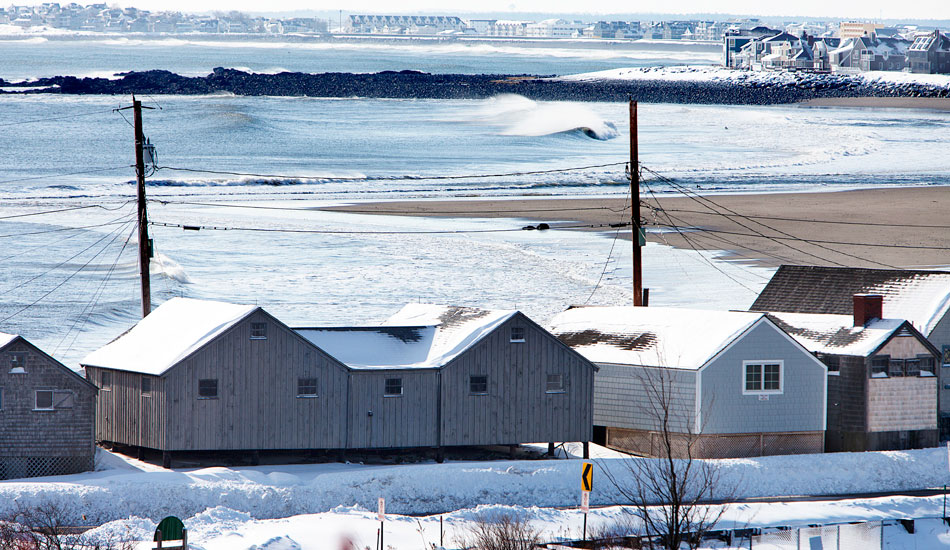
[630,99,643,307]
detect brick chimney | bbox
[853,294,883,327]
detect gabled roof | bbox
[296,304,517,370]
[0,331,16,350]
[548,306,766,370]
[766,312,910,357]
[750,265,950,337]
[81,297,258,375]
[763,31,800,43]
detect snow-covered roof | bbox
[548,306,765,370]
[766,312,906,357]
[751,266,950,337]
[0,331,17,349]
[296,304,517,370]
[81,297,258,375]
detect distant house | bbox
[1,332,97,480]
[82,299,596,465]
[751,265,950,435]
[830,35,910,73]
[908,30,950,74]
[723,26,779,68]
[768,296,940,452]
[297,304,596,453]
[549,306,827,459]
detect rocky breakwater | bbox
[2,67,948,105]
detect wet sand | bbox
[801,97,950,110]
[323,187,950,269]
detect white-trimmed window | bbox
[546,374,565,393]
[743,361,783,394]
[510,327,525,343]
[384,378,402,397]
[250,322,268,340]
[297,377,318,397]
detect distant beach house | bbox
[1,332,97,480]
[908,30,950,74]
[768,297,940,452]
[751,265,950,436]
[549,306,827,459]
[81,298,595,465]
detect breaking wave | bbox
[469,94,619,140]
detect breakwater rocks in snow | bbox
[3,67,950,104]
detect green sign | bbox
[154,516,185,541]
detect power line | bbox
[0,202,132,221]
[0,218,134,239]
[148,219,622,235]
[0,108,117,128]
[155,161,627,182]
[654,224,950,251]
[657,206,950,230]
[0,166,129,185]
[585,194,629,304]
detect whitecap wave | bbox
[151,253,192,284]
[470,94,619,140]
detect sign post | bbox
[581,462,593,541]
[378,498,385,550]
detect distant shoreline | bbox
[322,186,950,269]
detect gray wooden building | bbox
[297,304,596,452]
[81,299,596,464]
[1,331,97,479]
[769,295,940,452]
[751,265,950,435]
[550,306,828,459]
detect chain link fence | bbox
[752,521,883,550]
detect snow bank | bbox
[1,445,949,526]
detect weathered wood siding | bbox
[347,370,439,448]
[593,364,696,434]
[162,310,350,451]
[440,313,594,446]
[1,338,96,477]
[928,313,950,417]
[87,367,166,450]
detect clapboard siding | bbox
[593,364,696,433]
[0,338,96,459]
[347,370,439,448]
[86,367,166,449]
[440,313,594,446]
[162,310,349,451]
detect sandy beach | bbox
[324,187,950,269]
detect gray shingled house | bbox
[1,332,97,479]
[769,296,940,452]
[81,298,596,465]
[549,306,828,459]
[751,265,950,435]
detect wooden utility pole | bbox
[630,99,643,307]
[132,96,152,317]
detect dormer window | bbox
[250,322,267,340]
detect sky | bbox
[112,0,949,21]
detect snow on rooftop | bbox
[81,297,258,375]
[767,312,905,357]
[548,306,764,369]
[296,304,517,370]
[862,274,950,336]
[0,331,16,349]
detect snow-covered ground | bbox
[3,443,950,548]
[560,65,950,90]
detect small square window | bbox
[743,361,782,394]
[871,356,889,377]
[35,390,53,410]
[297,377,318,397]
[10,352,26,370]
[198,379,218,399]
[510,327,525,343]
[384,378,402,396]
[141,376,151,394]
[470,375,488,395]
[250,322,267,340]
[546,374,565,393]
[100,371,112,390]
[920,355,936,376]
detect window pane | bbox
[101,371,112,390]
[920,356,935,374]
[36,390,53,409]
[764,364,781,391]
[10,352,25,369]
[250,322,267,339]
[889,359,905,377]
[298,378,318,396]
[384,378,402,396]
[510,327,525,342]
[546,374,564,392]
[54,391,75,409]
[198,379,218,398]
[470,375,488,394]
[904,359,921,377]
[745,364,761,391]
[141,377,151,394]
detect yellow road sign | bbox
[582,462,593,492]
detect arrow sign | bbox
[582,462,593,492]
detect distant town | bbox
[2,4,949,74]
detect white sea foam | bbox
[151,253,192,284]
[466,94,619,140]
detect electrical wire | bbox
[585,194,629,304]
[155,161,627,182]
[0,166,129,186]
[657,206,950,230]
[0,202,131,221]
[148,219,629,235]
[0,108,118,127]
[0,218,134,239]
[655,225,950,251]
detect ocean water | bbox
[1,39,948,367]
